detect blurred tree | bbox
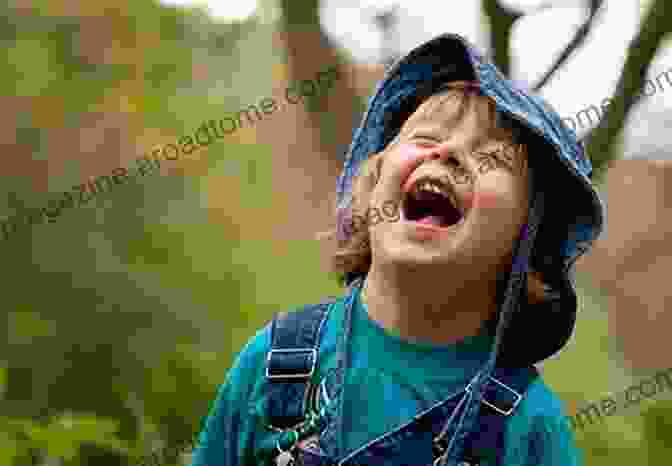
[0,1,257,464]
[530,0,603,92]
[482,0,524,78]
[372,5,401,68]
[278,0,364,162]
[585,0,672,175]
[481,0,672,178]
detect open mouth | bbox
[402,176,465,228]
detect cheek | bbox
[466,173,526,212]
[465,190,526,217]
[468,190,526,246]
[463,190,501,210]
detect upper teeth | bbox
[412,178,463,213]
[416,180,448,197]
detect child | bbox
[189,33,604,466]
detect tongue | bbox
[417,216,444,226]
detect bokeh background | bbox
[1,0,672,464]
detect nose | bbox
[426,146,474,185]
[427,150,441,161]
[427,147,463,170]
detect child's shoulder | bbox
[503,373,582,464]
[229,296,345,384]
[518,374,570,419]
[507,371,574,439]
[221,322,273,397]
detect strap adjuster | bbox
[466,375,522,416]
[266,348,317,380]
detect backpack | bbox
[261,299,539,466]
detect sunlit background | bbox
[1,0,672,464]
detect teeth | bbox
[417,180,448,197]
[411,177,463,214]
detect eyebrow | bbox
[400,119,502,144]
[403,124,448,139]
[403,94,465,129]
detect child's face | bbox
[366,91,531,273]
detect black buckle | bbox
[266,348,317,380]
[465,375,522,416]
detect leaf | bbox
[0,366,6,399]
[0,430,21,466]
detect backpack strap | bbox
[264,299,334,429]
[460,365,540,465]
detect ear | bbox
[527,269,548,305]
[364,152,385,189]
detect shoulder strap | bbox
[264,299,334,429]
[461,365,540,465]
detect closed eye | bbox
[408,132,442,145]
[473,148,501,159]
[474,144,517,170]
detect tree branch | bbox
[586,0,672,179]
[532,0,604,91]
[278,0,364,164]
[482,0,523,76]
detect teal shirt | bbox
[189,294,582,466]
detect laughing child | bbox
[189,33,604,466]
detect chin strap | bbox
[443,158,545,466]
[487,154,544,373]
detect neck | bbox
[361,262,502,346]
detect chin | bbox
[370,223,473,269]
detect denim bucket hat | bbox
[335,33,605,368]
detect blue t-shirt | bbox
[189,293,581,466]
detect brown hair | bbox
[322,82,549,304]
